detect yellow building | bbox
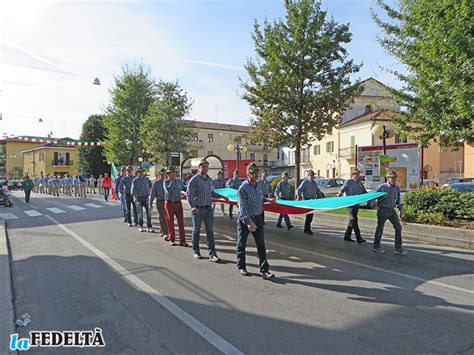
[464,142,474,178]
[0,139,43,176]
[273,78,465,185]
[22,144,79,177]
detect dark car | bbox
[449,182,474,193]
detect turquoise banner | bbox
[215,188,385,210]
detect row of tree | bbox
[78,67,196,176]
[79,0,472,180]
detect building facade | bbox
[271,78,465,185]
[22,145,79,177]
[185,121,278,178]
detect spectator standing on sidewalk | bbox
[22,175,34,203]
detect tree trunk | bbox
[295,137,301,186]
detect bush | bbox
[403,188,474,224]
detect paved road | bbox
[5,191,474,354]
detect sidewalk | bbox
[0,221,15,354]
[290,211,474,250]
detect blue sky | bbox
[0,0,401,138]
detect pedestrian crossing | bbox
[1,202,111,220]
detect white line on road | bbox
[84,203,103,209]
[24,210,43,217]
[269,240,474,295]
[66,205,86,211]
[46,207,66,214]
[45,215,243,355]
[0,213,18,220]
[213,227,474,295]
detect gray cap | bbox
[165,167,176,174]
[246,162,259,173]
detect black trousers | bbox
[304,213,314,231]
[345,205,362,240]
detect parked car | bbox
[448,182,474,193]
[444,177,474,187]
[314,178,346,197]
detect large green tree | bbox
[104,63,156,166]
[78,114,109,176]
[372,0,473,146]
[141,81,195,166]
[241,0,361,183]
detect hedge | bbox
[402,188,474,224]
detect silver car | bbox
[315,178,346,197]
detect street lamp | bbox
[371,124,394,155]
[227,144,247,173]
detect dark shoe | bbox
[357,238,366,244]
[127,223,132,227]
[164,236,170,241]
[239,269,249,276]
[276,224,283,228]
[344,237,355,242]
[262,272,275,280]
[393,248,408,256]
[209,253,220,263]
[304,230,314,235]
[169,240,176,246]
[193,251,202,259]
[372,246,386,254]
[179,240,189,247]
[287,225,294,230]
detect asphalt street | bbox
[4,190,474,354]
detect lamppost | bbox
[371,124,394,181]
[227,144,247,174]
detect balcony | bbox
[52,159,74,166]
[339,146,356,160]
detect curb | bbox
[0,221,15,353]
[289,212,474,250]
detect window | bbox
[302,148,310,163]
[263,154,268,166]
[39,152,45,161]
[192,133,199,141]
[395,133,408,143]
[208,133,213,142]
[365,104,372,114]
[317,170,320,177]
[326,170,330,178]
[313,145,320,155]
[326,141,334,153]
[277,148,280,160]
[350,136,355,147]
[250,153,255,161]
[207,151,213,155]
[332,168,336,178]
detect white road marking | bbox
[45,215,243,355]
[66,205,86,211]
[269,240,474,295]
[214,227,474,295]
[46,207,66,214]
[24,210,43,217]
[84,203,103,209]
[0,213,18,220]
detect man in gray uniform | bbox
[212,170,226,216]
[275,172,294,230]
[373,170,407,255]
[296,170,324,234]
[150,168,168,239]
[119,166,138,227]
[337,169,367,244]
[226,170,241,219]
[132,167,154,233]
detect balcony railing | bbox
[338,146,356,159]
[52,159,74,166]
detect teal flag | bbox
[215,188,385,211]
[111,162,119,180]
